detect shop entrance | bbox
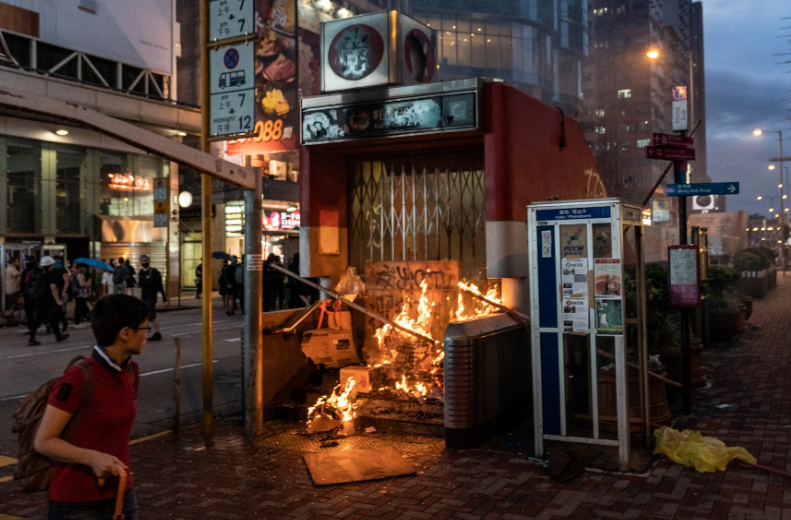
[348,148,486,283]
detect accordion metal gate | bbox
[348,148,486,281]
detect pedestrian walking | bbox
[22,259,48,346]
[195,263,203,299]
[137,255,165,341]
[101,262,112,297]
[112,258,128,296]
[41,256,69,343]
[125,259,136,297]
[224,257,238,315]
[54,258,70,334]
[34,294,149,520]
[235,256,245,316]
[219,259,230,312]
[3,256,22,325]
[73,264,92,325]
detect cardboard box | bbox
[340,366,372,394]
[301,329,360,369]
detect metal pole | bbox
[269,263,436,346]
[200,0,214,436]
[780,131,785,275]
[634,227,650,446]
[173,337,181,439]
[244,170,264,436]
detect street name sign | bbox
[666,183,739,197]
[209,43,255,137]
[210,0,255,41]
[652,133,693,148]
[645,146,696,161]
[672,86,688,132]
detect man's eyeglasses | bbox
[135,326,153,331]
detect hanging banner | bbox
[668,245,700,308]
[226,0,298,155]
[672,86,688,132]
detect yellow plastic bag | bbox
[654,426,756,473]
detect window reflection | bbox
[100,154,161,217]
[7,143,39,234]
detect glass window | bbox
[100,154,162,217]
[55,147,85,234]
[7,142,40,234]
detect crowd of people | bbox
[2,255,166,346]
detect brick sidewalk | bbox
[2,279,791,519]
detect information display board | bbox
[668,245,700,308]
[209,44,256,137]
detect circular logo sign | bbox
[224,48,240,69]
[328,24,384,81]
[404,29,436,83]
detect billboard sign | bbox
[672,86,688,132]
[225,0,298,154]
[9,0,174,74]
[209,43,256,137]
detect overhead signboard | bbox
[645,146,696,161]
[301,92,477,145]
[652,133,693,148]
[209,43,256,138]
[672,86,688,132]
[209,0,255,41]
[666,183,739,197]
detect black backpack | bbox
[112,265,127,285]
[24,270,47,302]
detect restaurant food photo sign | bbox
[227,0,298,154]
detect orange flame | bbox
[373,279,436,363]
[306,376,358,427]
[456,281,503,321]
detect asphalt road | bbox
[0,305,245,458]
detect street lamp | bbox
[769,165,776,170]
[646,50,660,59]
[758,196,763,200]
[754,128,786,272]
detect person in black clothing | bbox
[22,258,48,346]
[41,256,70,343]
[54,257,70,333]
[235,256,245,316]
[137,254,166,341]
[263,254,277,312]
[125,259,136,297]
[224,256,238,315]
[195,263,203,299]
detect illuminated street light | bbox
[769,165,776,170]
[770,207,775,212]
[780,184,784,188]
[758,196,763,200]
[647,50,660,59]
[754,129,763,136]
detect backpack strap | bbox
[60,360,94,444]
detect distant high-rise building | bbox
[581,0,708,221]
[410,0,589,117]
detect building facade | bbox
[0,0,191,299]
[580,0,708,224]
[409,0,588,117]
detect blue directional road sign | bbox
[666,182,739,196]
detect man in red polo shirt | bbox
[34,294,150,519]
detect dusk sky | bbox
[704,0,790,216]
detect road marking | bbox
[139,359,219,377]
[129,430,171,445]
[0,456,17,468]
[223,337,241,342]
[160,319,234,331]
[0,345,91,360]
[0,394,28,403]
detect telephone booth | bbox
[527,198,647,470]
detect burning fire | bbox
[373,279,437,365]
[456,281,503,321]
[306,376,358,431]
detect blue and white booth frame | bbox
[527,198,647,471]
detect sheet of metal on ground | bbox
[303,446,416,485]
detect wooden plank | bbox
[303,446,416,486]
[0,3,39,38]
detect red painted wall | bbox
[483,82,605,223]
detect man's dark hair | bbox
[92,295,150,347]
[118,257,125,264]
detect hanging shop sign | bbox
[301,91,476,144]
[108,173,152,192]
[225,0,298,154]
[153,178,169,228]
[263,210,300,231]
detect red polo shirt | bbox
[47,348,139,502]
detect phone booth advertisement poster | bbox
[596,299,623,335]
[594,259,621,296]
[668,245,700,308]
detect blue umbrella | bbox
[212,251,231,260]
[73,257,114,272]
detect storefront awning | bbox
[0,87,255,190]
